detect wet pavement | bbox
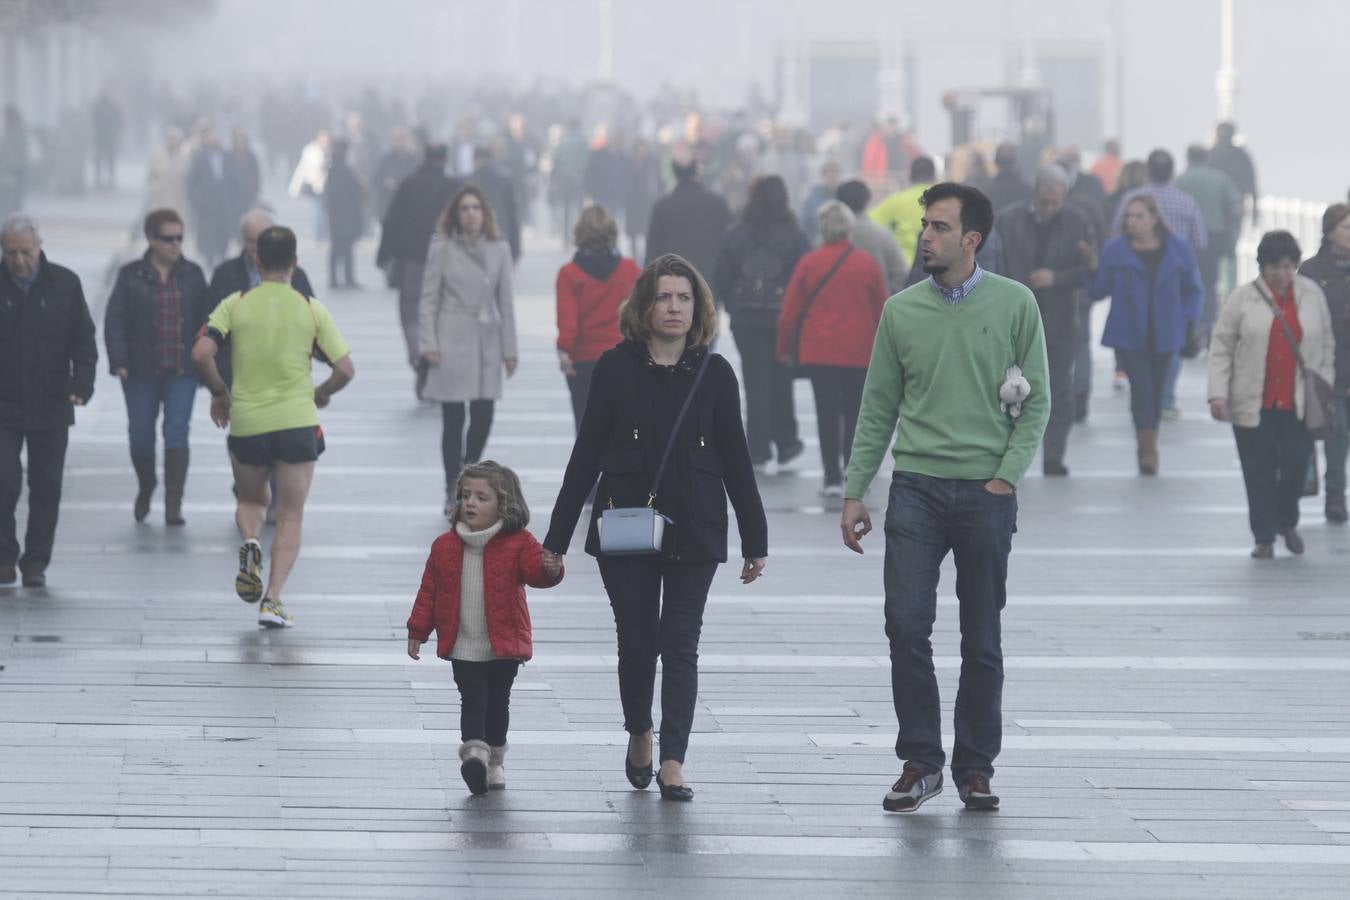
[2,181,1349,898]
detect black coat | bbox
[103,252,212,378]
[187,148,231,258]
[467,165,521,261]
[645,179,732,281]
[376,165,460,268]
[545,340,767,563]
[1299,249,1350,393]
[996,203,1095,341]
[324,159,366,246]
[0,255,98,430]
[206,255,315,387]
[713,220,810,329]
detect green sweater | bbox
[844,273,1051,499]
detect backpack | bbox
[732,242,790,315]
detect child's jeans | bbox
[451,659,520,745]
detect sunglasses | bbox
[155,234,184,243]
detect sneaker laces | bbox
[893,765,929,792]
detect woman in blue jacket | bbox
[1088,194,1203,474]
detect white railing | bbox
[1234,196,1327,284]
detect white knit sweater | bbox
[449,520,503,661]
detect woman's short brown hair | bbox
[618,254,719,347]
[452,460,529,533]
[143,208,183,241]
[438,185,499,241]
[573,204,618,251]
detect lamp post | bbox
[1215,0,1237,122]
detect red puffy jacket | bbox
[776,242,888,368]
[407,529,564,662]
[555,258,640,362]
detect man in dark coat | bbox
[0,214,98,587]
[223,130,262,237]
[91,90,124,189]
[982,143,1032,216]
[188,128,232,268]
[377,143,460,373]
[995,165,1097,476]
[324,139,366,289]
[467,145,521,262]
[644,160,732,281]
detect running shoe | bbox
[958,774,1000,811]
[882,765,943,812]
[235,540,263,604]
[258,597,293,628]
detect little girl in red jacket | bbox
[406,461,564,795]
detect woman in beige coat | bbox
[1208,231,1336,559]
[419,185,518,513]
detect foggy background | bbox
[2,0,1343,201]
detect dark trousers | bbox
[123,374,198,452]
[1324,395,1350,501]
[732,325,799,462]
[1072,294,1094,403]
[1233,409,1313,545]
[329,238,356,287]
[596,556,719,763]
[883,472,1016,782]
[806,365,867,486]
[1117,350,1176,431]
[440,400,494,487]
[397,261,424,366]
[450,659,520,745]
[0,426,70,573]
[564,359,598,432]
[1041,314,1077,467]
[1198,235,1226,337]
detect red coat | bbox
[407,529,563,662]
[555,258,641,362]
[776,242,888,368]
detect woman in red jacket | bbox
[556,205,641,429]
[777,201,888,496]
[406,461,564,795]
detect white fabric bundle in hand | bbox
[1000,365,1030,419]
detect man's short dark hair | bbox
[836,179,872,214]
[143,207,183,241]
[672,159,698,181]
[910,156,937,184]
[1146,149,1174,184]
[1256,230,1302,268]
[993,142,1018,171]
[919,182,993,253]
[424,143,449,166]
[256,225,297,272]
[1186,144,1208,166]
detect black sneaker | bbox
[777,440,806,468]
[882,765,943,812]
[1281,529,1305,555]
[958,774,999,811]
[20,569,45,588]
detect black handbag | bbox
[597,350,712,556]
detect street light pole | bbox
[1215,0,1236,123]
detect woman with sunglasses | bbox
[104,208,213,525]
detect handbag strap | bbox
[647,349,713,506]
[1252,279,1310,373]
[793,245,854,350]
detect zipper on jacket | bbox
[632,428,639,440]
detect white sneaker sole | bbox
[258,612,293,628]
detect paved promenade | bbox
[2,186,1349,898]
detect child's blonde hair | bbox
[452,460,529,532]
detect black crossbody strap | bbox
[794,245,854,352]
[1252,279,1310,372]
[647,349,713,506]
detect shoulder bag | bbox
[1252,279,1335,441]
[597,350,713,555]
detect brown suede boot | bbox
[163,448,189,526]
[1137,429,1159,476]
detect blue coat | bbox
[1088,234,1203,353]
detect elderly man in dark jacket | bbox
[645,160,732,281]
[995,165,1097,475]
[0,214,98,586]
[377,143,460,374]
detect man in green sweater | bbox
[841,182,1050,813]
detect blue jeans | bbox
[123,374,198,452]
[883,472,1017,782]
[1118,350,1177,430]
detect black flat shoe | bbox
[625,752,654,790]
[655,772,693,802]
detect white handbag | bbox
[597,351,712,556]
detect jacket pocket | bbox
[688,447,728,526]
[599,446,647,507]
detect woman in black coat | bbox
[713,175,810,471]
[543,254,768,801]
[324,139,366,289]
[103,208,211,525]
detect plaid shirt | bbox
[1111,183,1209,251]
[931,263,985,305]
[154,269,182,372]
